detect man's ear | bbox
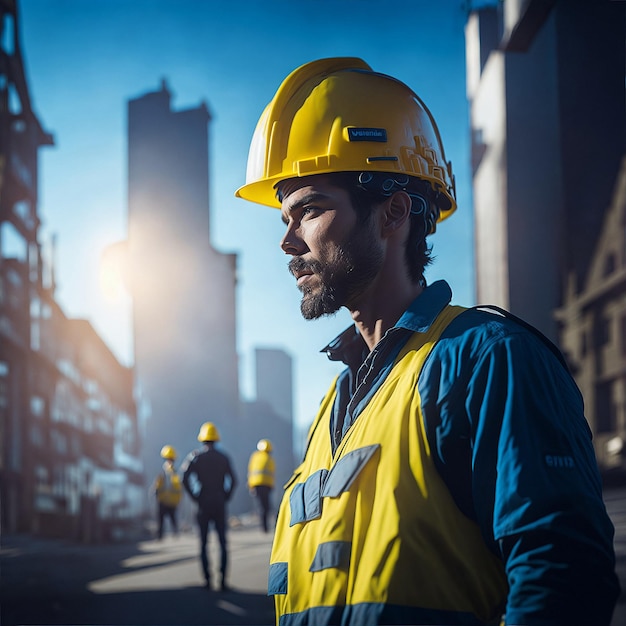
[381,191,412,238]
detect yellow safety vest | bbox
[269,305,507,625]
[155,464,182,507]
[248,450,276,488]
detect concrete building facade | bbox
[466,0,625,340]
[556,159,626,473]
[0,0,143,539]
[466,0,626,470]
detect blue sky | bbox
[19,0,475,446]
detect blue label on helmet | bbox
[348,128,387,142]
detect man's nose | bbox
[280,223,306,255]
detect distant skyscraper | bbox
[255,348,293,423]
[127,80,240,488]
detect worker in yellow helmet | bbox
[153,444,182,540]
[247,439,275,533]
[181,422,237,592]
[236,58,619,625]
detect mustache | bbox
[288,257,324,277]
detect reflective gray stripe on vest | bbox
[289,444,380,525]
[309,540,351,572]
[250,469,273,479]
[268,561,288,595]
[322,444,379,497]
[279,606,344,625]
[278,601,488,625]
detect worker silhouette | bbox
[181,422,237,591]
[153,444,182,540]
[247,438,275,533]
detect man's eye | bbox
[302,206,320,218]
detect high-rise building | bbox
[465,0,626,469]
[252,347,296,490]
[1,0,143,539]
[465,0,625,340]
[127,80,240,492]
[256,348,294,423]
[0,0,53,532]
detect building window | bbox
[35,464,49,486]
[1,221,28,261]
[87,397,101,411]
[8,83,22,116]
[30,425,44,447]
[13,200,35,231]
[596,380,617,434]
[0,361,8,410]
[597,315,611,346]
[51,430,67,456]
[29,240,39,281]
[30,395,44,418]
[31,319,40,351]
[1,13,14,55]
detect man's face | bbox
[279,176,384,319]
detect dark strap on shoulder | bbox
[471,305,570,372]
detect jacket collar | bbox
[320,280,453,366]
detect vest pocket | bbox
[309,540,351,572]
[289,445,380,526]
[322,444,380,497]
[268,561,288,595]
[289,468,328,525]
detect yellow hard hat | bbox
[235,57,456,222]
[197,421,220,442]
[160,445,177,460]
[257,438,272,452]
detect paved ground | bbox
[1,518,275,625]
[4,492,626,625]
[603,487,626,626]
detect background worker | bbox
[247,438,275,533]
[181,422,237,592]
[235,57,620,625]
[153,444,182,540]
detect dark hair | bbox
[324,172,438,286]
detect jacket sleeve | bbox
[468,331,619,624]
[423,322,620,625]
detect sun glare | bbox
[99,241,129,303]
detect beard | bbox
[288,222,384,320]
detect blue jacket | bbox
[321,280,619,625]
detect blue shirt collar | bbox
[395,279,453,332]
[321,280,453,363]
